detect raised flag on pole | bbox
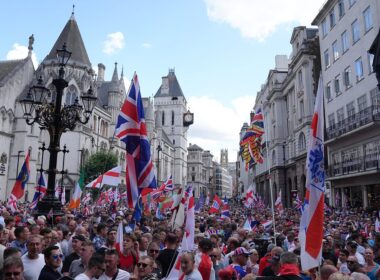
[209,194,222,214]
[61,186,66,205]
[85,166,121,189]
[299,76,325,271]
[69,182,82,209]
[7,150,30,212]
[30,173,47,210]
[115,73,156,210]
[115,222,124,253]
[275,190,284,214]
[295,194,303,213]
[244,186,255,208]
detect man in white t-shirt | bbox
[21,234,45,280]
[75,255,105,280]
[98,249,130,280]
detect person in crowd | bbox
[246,248,259,275]
[3,256,24,280]
[210,247,224,280]
[347,256,365,274]
[337,249,351,275]
[69,239,95,278]
[38,245,63,280]
[93,223,108,251]
[10,226,29,255]
[320,265,339,280]
[22,235,45,280]
[0,224,6,270]
[230,247,250,279]
[98,249,131,280]
[138,236,149,257]
[347,241,365,266]
[147,242,162,278]
[218,266,237,280]
[3,247,22,259]
[119,233,139,273]
[363,248,379,280]
[156,232,178,278]
[62,234,85,276]
[106,228,117,249]
[258,243,275,276]
[195,238,215,280]
[180,252,203,280]
[74,254,106,280]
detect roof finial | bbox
[112,62,119,82]
[120,65,124,80]
[28,34,34,57]
[71,4,75,20]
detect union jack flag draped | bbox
[115,73,157,208]
[30,173,47,210]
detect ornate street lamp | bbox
[19,43,97,217]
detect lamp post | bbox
[156,144,162,186]
[20,43,97,217]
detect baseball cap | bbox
[233,247,251,257]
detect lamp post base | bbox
[34,194,64,220]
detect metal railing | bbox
[326,105,380,140]
[328,153,380,177]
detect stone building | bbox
[312,0,380,208]
[187,144,213,198]
[0,14,192,201]
[253,26,320,207]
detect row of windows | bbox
[325,54,374,101]
[323,6,373,69]
[321,0,372,39]
[327,88,380,127]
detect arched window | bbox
[272,150,276,165]
[162,111,165,126]
[171,111,175,125]
[298,132,306,152]
[65,85,78,105]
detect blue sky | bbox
[1,0,324,160]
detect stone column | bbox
[362,186,368,209]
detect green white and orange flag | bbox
[69,169,84,209]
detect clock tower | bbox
[154,69,193,187]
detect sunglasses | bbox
[137,262,150,268]
[4,272,21,277]
[149,249,159,253]
[52,254,64,260]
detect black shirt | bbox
[156,249,178,278]
[38,265,62,280]
[62,252,80,273]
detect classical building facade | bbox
[187,144,213,198]
[0,14,192,201]
[252,26,320,207]
[312,0,380,208]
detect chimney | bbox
[97,63,105,82]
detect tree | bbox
[83,150,118,200]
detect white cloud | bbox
[188,95,255,162]
[6,43,38,68]
[204,0,325,41]
[102,32,125,54]
[142,43,152,48]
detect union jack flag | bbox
[115,73,156,208]
[152,175,173,201]
[30,173,47,210]
[295,194,303,213]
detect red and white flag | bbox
[185,190,195,250]
[85,166,121,189]
[209,194,222,214]
[275,190,284,214]
[299,77,325,270]
[244,186,255,208]
[115,222,124,253]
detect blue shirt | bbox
[10,239,27,255]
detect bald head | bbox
[321,265,338,280]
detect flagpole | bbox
[262,102,277,245]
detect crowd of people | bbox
[0,200,379,280]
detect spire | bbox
[43,13,91,67]
[71,4,75,20]
[28,34,34,57]
[112,62,119,81]
[120,65,124,80]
